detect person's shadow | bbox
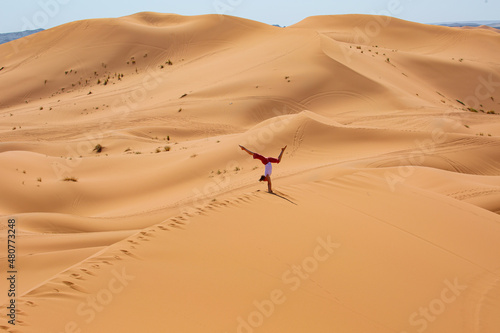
[258,190,297,205]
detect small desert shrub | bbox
[93,144,103,153]
[63,177,78,182]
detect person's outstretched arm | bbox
[239,145,254,156]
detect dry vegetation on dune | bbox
[0,12,500,333]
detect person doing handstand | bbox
[239,145,287,193]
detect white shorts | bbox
[265,162,272,177]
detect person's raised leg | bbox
[239,145,254,156]
[277,145,287,162]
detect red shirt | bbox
[253,153,279,165]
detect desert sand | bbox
[1,12,500,333]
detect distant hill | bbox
[0,29,44,45]
[437,20,500,29]
[0,19,497,46]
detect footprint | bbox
[70,273,84,280]
[120,249,134,256]
[157,225,169,231]
[81,268,95,276]
[62,281,87,293]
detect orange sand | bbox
[0,12,500,333]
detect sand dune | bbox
[1,12,500,333]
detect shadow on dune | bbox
[269,191,298,205]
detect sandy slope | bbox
[0,12,499,333]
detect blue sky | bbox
[1,0,499,33]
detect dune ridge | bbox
[1,12,500,333]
